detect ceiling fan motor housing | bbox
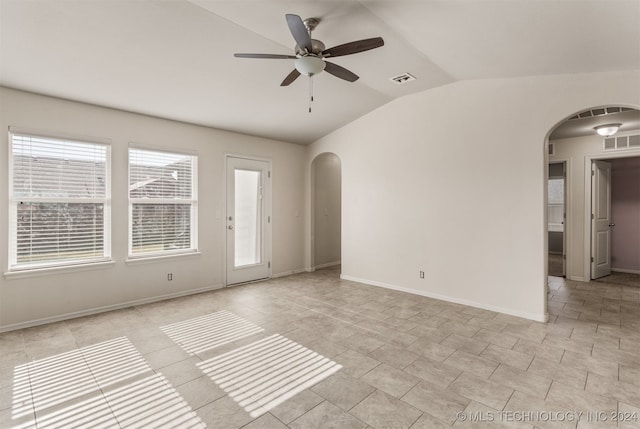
[296,39,326,56]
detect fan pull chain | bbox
[309,76,314,113]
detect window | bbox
[9,131,111,270]
[548,178,564,232]
[129,147,197,257]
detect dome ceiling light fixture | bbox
[594,123,622,137]
[234,14,384,112]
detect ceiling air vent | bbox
[603,134,640,151]
[390,73,416,84]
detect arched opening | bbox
[311,153,342,273]
[545,105,640,317]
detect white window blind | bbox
[9,132,111,270]
[129,148,197,257]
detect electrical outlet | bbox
[419,271,425,279]
[167,273,173,281]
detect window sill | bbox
[4,260,116,280]
[126,251,201,266]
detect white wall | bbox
[312,153,341,268]
[551,132,640,280]
[308,71,640,322]
[0,87,307,330]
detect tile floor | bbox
[1,267,639,428]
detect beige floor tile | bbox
[3,270,638,429]
[480,345,534,370]
[402,380,470,425]
[339,333,386,354]
[350,390,422,429]
[503,391,577,429]
[585,372,640,408]
[560,350,619,378]
[443,349,499,379]
[334,349,381,379]
[311,372,375,410]
[406,338,456,362]
[409,412,451,428]
[404,357,462,388]
[268,389,324,424]
[195,395,256,429]
[546,381,617,415]
[441,334,489,355]
[289,400,366,429]
[175,375,226,410]
[527,356,587,390]
[473,328,519,349]
[360,363,419,398]
[542,335,594,355]
[242,413,288,429]
[620,364,640,387]
[367,344,419,370]
[448,372,514,410]
[618,402,640,429]
[489,364,551,399]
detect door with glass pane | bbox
[226,156,271,285]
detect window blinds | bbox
[10,133,110,269]
[129,148,197,256]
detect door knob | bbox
[228,225,234,230]
[608,223,615,227]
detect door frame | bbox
[548,160,568,277]
[582,149,640,281]
[223,153,272,286]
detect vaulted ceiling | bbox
[1,0,639,144]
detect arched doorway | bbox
[545,106,640,305]
[311,153,342,272]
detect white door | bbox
[226,156,271,285]
[591,160,612,279]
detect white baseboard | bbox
[313,261,341,270]
[272,268,308,279]
[0,283,224,333]
[612,268,640,275]
[340,274,548,323]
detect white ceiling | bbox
[1,0,639,144]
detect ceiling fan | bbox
[234,14,384,89]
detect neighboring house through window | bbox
[128,147,198,257]
[8,130,111,270]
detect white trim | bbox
[0,282,224,333]
[9,126,112,146]
[125,251,201,265]
[313,261,341,270]
[224,154,273,286]
[582,148,640,281]
[341,274,549,323]
[272,268,308,278]
[4,260,115,280]
[612,268,640,275]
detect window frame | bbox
[7,127,112,272]
[127,144,198,259]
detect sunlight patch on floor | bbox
[10,337,202,428]
[161,310,264,354]
[198,334,342,418]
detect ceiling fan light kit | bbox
[294,56,325,76]
[234,13,384,112]
[594,123,622,137]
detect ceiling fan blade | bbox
[322,37,384,58]
[286,14,312,52]
[234,53,296,59]
[280,69,301,86]
[324,62,359,82]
